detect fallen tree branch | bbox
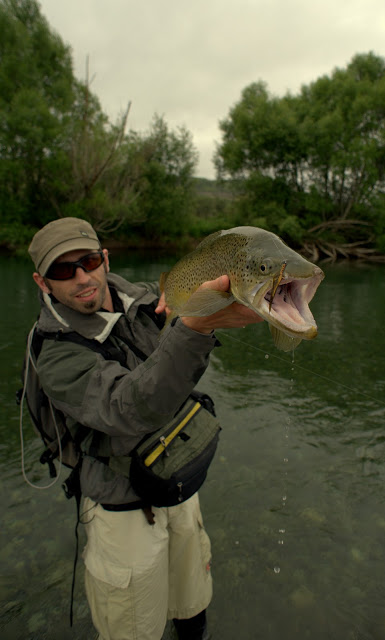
[308,219,372,234]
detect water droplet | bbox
[265,354,269,359]
[274,566,281,574]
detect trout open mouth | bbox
[256,268,324,340]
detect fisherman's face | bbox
[33,248,112,314]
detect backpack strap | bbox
[37,327,153,365]
[36,329,130,367]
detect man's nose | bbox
[74,266,91,282]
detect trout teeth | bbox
[268,262,287,311]
[265,284,288,309]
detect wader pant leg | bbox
[173,609,209,639]
[82,493,212,640]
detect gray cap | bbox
[29,217,101,275]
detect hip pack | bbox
[109,391,221,507]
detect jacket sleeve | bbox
[37,319,218,455]
[133,280,161,297]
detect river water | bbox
[1,252,385,639]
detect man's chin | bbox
[81,299,99,312]
[74,288,103,313]
[69,298,99,314]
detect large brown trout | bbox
[160,226,324,352]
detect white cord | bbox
[19,322,63,489]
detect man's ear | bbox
[103,248,110,273]
[33,272,51,294]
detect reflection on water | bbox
[1,254,385,639]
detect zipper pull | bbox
[160,436,169,456]
[177,482,183,502]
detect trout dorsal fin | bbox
[159,271,169,293]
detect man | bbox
[28,217,263,640]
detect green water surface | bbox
[1,253,385,640]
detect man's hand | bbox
[155,275,264,335]
[155,291,168,316]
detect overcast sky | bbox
[38,0,385,179]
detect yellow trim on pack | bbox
[144,402,201,467]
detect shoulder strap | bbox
[35,330,130,368]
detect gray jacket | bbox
[35,273,218,505]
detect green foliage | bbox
[0,0,75,225]
[0,220,36,253]
[215,82,303,184]
[0,1,199,247]
[215,53,385,258]
[277,215,304,245]
[187,215,232,239]
[298,53,385,217]
[121,115,199,240]
[2,2,385,259]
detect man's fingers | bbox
[155,291,167,314]
[232,303,264,324]
[198,275,230,292]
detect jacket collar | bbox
[37,273,158,343]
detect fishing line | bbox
[217,330,385,408]
[270,233,287,264]
[19,322,63,489]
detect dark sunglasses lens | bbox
[81,253,104,271]
[46,263,75,280]
[46,252,104,280]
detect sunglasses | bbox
[45,251,105,281]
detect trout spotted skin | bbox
[161,226,324,352]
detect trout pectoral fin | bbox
[180,290,235,317]
[269,325,303,352]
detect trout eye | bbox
[259,258,273,273]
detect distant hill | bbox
[192,177,236,200]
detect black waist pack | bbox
[109,391,221,507]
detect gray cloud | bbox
[39,0,385,177]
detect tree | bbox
[59,58,140,234]
[124,115,199,240]
[214,53,385,259]
[0,0,75,231]
[215,81,303,185]
[0,0,143,242]
[0,0,199,249]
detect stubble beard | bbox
[45,277,108,314]
[82,298,98,311]
[75,279,108,313]
[44,262,110,314]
